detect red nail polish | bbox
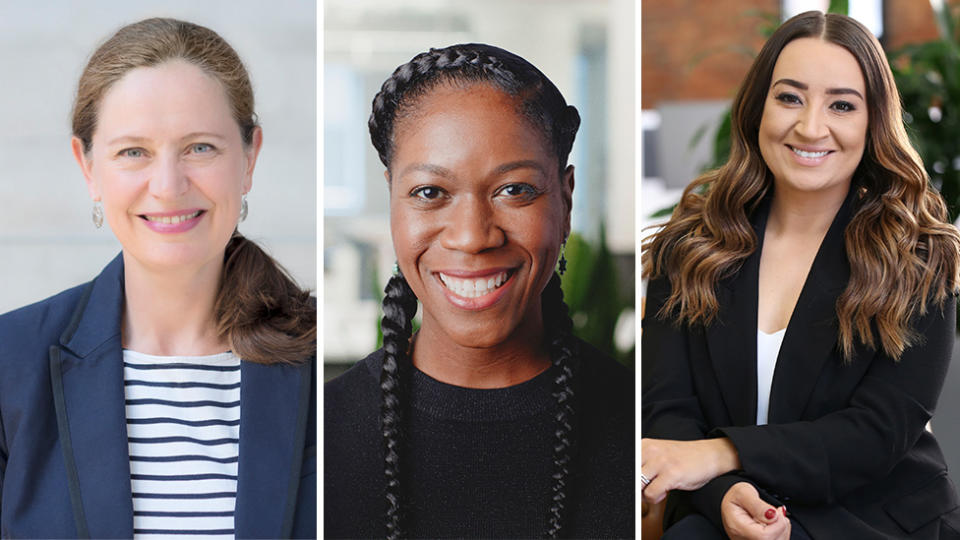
[764,508,776,520]
[782,506,788,516]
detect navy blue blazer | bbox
[643,193,960,538]
[0,254,316,538]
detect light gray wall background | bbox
[0,0,316,314]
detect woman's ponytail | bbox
[215,233,316,364]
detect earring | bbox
[557,240,567,276]
[392,261,401,276]
[239,194,248,222]
[92,201,104,229]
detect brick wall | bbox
[642,0,943,109]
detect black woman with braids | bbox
[324,44,635,538]
[642,11,960,540]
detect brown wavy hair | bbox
[73,18,315,364]
[642,11,960,360]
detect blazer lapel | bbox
[704,200,769,427]
[49,254,135,538]
[768,193,853,423]
[234,357,313,538]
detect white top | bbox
[756,329,786,425]
[123,349,241,540]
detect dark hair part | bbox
[369,43,581,173]
[372,43,581,538]
[73,18,315,364]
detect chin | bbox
[127,244,221,271]
[444,323,517,350]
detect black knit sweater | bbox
[324,339,635,539]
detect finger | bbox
[642,474,669,505]
[776,515,793,540]
[724,510,769,539]
[760,514,790,540]
[738,493,779,525]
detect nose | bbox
[440,195,505,253]
[795,105,829,140]
[148,152,189,199]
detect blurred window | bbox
[324,62,367,216]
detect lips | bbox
[787,144,832,160]
[141,210,203,224]
[438,270,512,298]
[434,268,517,310]
[139,209,206,233]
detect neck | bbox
[767,181,850,238]
[121,252,229,356]
[412,312,552,389]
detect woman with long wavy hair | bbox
[324,43,634,539]
[642,10,960,539]
[0,18,316,538]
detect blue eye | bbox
[191,143,214,154]
[411,186,444,200]
[120,148,144,158]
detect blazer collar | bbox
[50,253,133,538]
[50,253,314,538]
[706,189,855,426]
[59,253,125,357]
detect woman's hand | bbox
[640,437,741,504]
[721,482,790,540]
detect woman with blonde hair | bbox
[0,18,315,538]
[643,10,960,539]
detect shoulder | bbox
[323,349,383,530]
[325,349,381,395]
[573,337,634,412]
[324,349,382,424]
[0,281,91,356]
[569,338,635,531]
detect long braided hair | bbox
[369,43,582,539]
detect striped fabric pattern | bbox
[123,350,241,539]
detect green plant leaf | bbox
[827,0,849,15]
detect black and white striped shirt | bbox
[123,350,241,539]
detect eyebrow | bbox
[398,163,454,180]
[772,78,864,100]
[398,160,547,180]
[106,132,228,146]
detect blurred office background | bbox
[0,1,316,315]
[641,0,960,501]
[324,0,636,377]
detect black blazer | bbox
[0,254,316,538]
[643,193,960,539]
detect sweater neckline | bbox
[408,362,556,422]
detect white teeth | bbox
[438,271,510,299]
[144,210,201,224]
[791,147,829,159]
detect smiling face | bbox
[758,37,868,198]
[389,82,573,350]
[73,59,261,274]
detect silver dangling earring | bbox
[557,240,567,276]
[92,201,104,229]
[239,194,248,223]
